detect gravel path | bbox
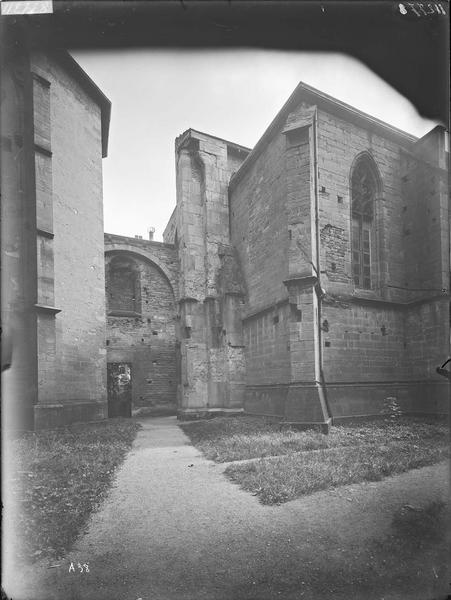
[10,416,450,600]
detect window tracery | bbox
[351,156,379,290]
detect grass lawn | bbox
[7,418,141,564]
[180,416,449,504]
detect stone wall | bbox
[1,51,38,431]
[229,104,327,424]
[230,131,289,310]
[30,52,109,428]
[315,114,449,419]
[316,108,405,299]
[2,49,110,430]
[228,90,449,421]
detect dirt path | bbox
[8,416,450,600]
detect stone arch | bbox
[349,151,383,214]
[104,243,177,301]
[349,150,383,182]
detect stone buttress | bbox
[174,130,250,418]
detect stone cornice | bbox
[283,274,317,288]
[34,303,61,315]
[324,292,449,310]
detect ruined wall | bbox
[105,234,179,294]
[175,130,249,417]
[105,242,178,413]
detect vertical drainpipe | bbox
[312,108,332,430]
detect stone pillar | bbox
[175,130,247,418]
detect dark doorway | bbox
[107,362,132,417]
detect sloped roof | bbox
[230,81,418,189]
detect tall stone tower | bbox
[174,129,250,418]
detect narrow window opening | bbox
[351,155,379,290]
[107,254,141,314]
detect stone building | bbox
[1,48,111,430]
[2,47,448,430]
[108,82,449,428]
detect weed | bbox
[8,418,141,563]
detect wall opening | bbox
[107,254,141,315]
[350,154,381,290]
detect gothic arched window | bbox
[107,255,141,315]
[351,155,380,290]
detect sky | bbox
[71,49,438,242]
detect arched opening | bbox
[350,154,381,290]
[107,254,141,315]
